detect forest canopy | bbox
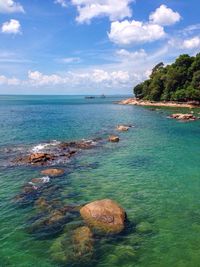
[133,53,200,102]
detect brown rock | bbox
[72,226,93,257]
[48,210,64,224]
[108,135,120,142]
[116,125,131,131]
[41,168,65,177]
[35,197,51,211]
[170,113,197,121]
[28,153,54,164]
[80,199,126,234]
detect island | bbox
[119,53,200,108]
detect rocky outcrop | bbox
[117,98,198,108]
[80,199,126,234]
[14,153,55,166]
[40,168,65,177]
[108,135,120,143]
[170,113,197,121]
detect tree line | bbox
[133,53,200,102]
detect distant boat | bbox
[100,94,106,98]
[85,96,95,99]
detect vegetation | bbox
[133,53,200,102]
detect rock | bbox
[40,168,65,177]
[72,226,93,258]
[108,135,120,143]
[170,113,197,121]
[50,226,93,264]
[31,177,50,185]
[14,153,55,166]
[14,184,41,206]
[27,208,71,238]
[29,153,55,164]
[136,221,153,234]
[116,125,131,131]
[35,197,51,211]
[102,244,137,266]
[80,199,126,234]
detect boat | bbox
[85,96,95,99]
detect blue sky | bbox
[0,0,200,94]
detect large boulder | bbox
[40,168,65,177]
[108,135,120,143]
[80,199,126,234]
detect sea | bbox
[0,95,200,267]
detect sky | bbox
[0,0,200,95]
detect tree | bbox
[133,52,200,102]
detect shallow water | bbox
[0,95,200,267]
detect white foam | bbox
[41,176,50,183]
[31,140,61,153]
[28,176,50,185]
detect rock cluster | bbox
[170,113,197,121]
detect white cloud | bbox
[54,0,67,8]
[1,19,21,34]
[28,69,130,86]
[28,71,67,85]
[182,36,200,49]
[108,20,165,45]
[60,57,81,63]
[0,0,24,13]
[0,75,20,85]
[149,5,181,26]
[116,49,147,60]
[71,0,133,23]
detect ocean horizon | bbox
[0,95,200,267]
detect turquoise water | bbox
[0,95,200,267]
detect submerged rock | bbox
[40,168,65,177]
[27,208,74,238]
[30,176,50,185]
[170,113,197,121]
[136,221,153,234]
[14,184,41,206]
[35,197,51,211]
[108,135,120,143]
[80,199,126,234]
[50,226,93,264]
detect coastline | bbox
[117,98,200,108]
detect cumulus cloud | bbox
[1,19,21,34]
[71,0,133,23]
[0,75,20,85]
[0,0,24,13]
[54,0,67,8]
[182,36,200,49]
[108,20,165,45]
[28,69,130,86]
[149,5,181,26]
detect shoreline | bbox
[117,98,200,108]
